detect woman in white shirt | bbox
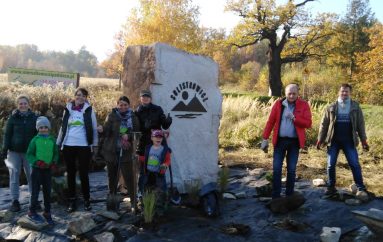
[57,88,98,213]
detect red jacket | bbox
[262,98,312,148]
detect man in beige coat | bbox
[317,84,369,199]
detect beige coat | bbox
[318,100,367,147]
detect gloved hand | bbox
[285,112,295,121]
[316,141,322,150]
[159,164,168,174]
[165,113,172,125]
[362,141,370,151]
[36,160,48,168]
[260,139,269,153]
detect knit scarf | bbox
[71,102,84,112]
[115,108,133,134]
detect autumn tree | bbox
[122,0,201,52]
[198,28,236,84]
[327,0,376,80]
[226,0,335,96]
[354,23,383,104]
[101,0,202,80]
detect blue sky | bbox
[0,0,382,61]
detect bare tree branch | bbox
[295,0,315,8]
[230,40,259,48]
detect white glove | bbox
[285,112,295,120]
[260,139,269,153]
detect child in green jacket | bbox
[26,116,58,225]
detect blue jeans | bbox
[29,167,52,213]
[272,137,300,198]
[138,166,167,194]
[327,140,365,190]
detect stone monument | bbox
[122,43,222,192]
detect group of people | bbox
[1,88,172,225]
[1,82,370,225]
[261,83,369,200]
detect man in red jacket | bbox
[261,84,312,199]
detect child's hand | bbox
[36,160,48,168]
[159,164,168,174]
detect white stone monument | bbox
[122,43,222,192]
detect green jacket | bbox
[26,134,59,167]
[2,110,38,153]
[318,100,367,147]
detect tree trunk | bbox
[268,49,283,97]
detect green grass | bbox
[142,190,156,224]
[218,166,230,193]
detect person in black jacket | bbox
[135,90,172,198]
[135,90,172,157]
[1,95,37,212]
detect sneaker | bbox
[43,212,55,226]
[356,190,369,202]
[324,187,337,196]
[9,200,21,212]
[67,200,76,213]
[27,212,45,224]
[84,200,92,211]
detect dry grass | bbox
[0,74,7,82]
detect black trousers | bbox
[63,146,91,200]
[30,167,51,213]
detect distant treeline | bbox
[0,44,103,77]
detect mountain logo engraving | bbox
[170,82,208,118]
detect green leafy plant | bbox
[218,166,230,193]
[265,172,273,183]
[142,190,156,224]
